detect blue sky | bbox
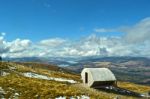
[1,0,150,58]
[0,0,150,41]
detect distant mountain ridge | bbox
[3,56,150,64]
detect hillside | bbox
[65,57,150,85]
[5,56,150,85]
[0,62,150,99]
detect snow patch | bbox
[23,72,77,83]
[56,95,90,99]
[80,95,90,99]
[9,66,16,70]
[14,93,19,96]
[0,87,6,99]
[0,87,5,94]
[0,71,10,76]
[55,96,66,99]
[58,64,69,67]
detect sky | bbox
[0,0,150,58]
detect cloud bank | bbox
[1,17,150,58]
[124,17,150,43]
[95,17,150,44]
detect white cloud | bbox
[1,32,6,36]
[39,38,66,47]
[123,17,150,43]
[94,28,114,33]
[1,33,150,58]
[8,39,32,53]
[1,17,150,58]
[0,34,9,54]
[95,17,150,44]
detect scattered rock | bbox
[0,87,6,98]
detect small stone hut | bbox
[81,68,117,88]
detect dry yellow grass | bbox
[0,62,150,99]
[118,81,150,93]
[0,74,136,99]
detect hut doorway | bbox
[85,72,88,83]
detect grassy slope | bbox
[0,62,150,99]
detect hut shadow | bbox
[81,68,146,98]
[94,86,144,98]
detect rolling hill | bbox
[0,61,150,99]
[65,57,150,85]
